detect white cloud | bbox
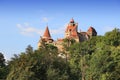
[16,23,66,37]
[50,27,65,35]
[41,17,49,23]
[16,23,44,37]
[24,22,29,26]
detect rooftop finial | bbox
[70,18,74,23]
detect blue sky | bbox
[0,0,120,60]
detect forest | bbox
[0,28,120,80]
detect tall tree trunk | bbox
[81,56,85,80]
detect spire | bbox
[43,26,51,39]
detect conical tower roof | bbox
[87,26,96,32]
[43,26,51,39]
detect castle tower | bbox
[38,26,53,48]
[65,18,78,40]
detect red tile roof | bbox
[57,38,64,42]
[87,26,95,32]
[43,26,51,39]
[87,26,97,35]
[80,32,89,36]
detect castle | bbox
[38,18,97,51]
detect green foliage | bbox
[0,52,8,79]
[4,28,120,80]
[63,38,76,51]
[26,45,33,54]
[69,31,120,80]
[105,28,120,46]
[0,52,5,67]
[7,45,70,80]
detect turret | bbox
[43,26,51,39]
[87,26,97,37]
[38,26,54,48]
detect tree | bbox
[7,45,70,80]
[62,38,76,63]
[6,28,120,80]
[105,28,120,47]
[69,41,90,80]
[0,52,8,79]
[26,45,33,54]
[0,52,5,67]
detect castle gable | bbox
[87,26,97,36]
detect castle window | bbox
[72,24,74,26]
